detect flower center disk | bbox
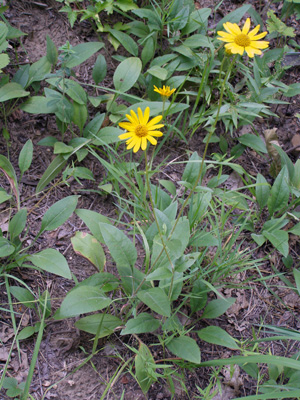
[135,125,148,137]
[234,34,251,47]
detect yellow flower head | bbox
[119,107,164,153]
[153,85,176,98]
[217,18,269,58]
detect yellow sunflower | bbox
[217,18,269,58]
[119,107,164,153]
[154,85,176,98]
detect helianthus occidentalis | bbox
[119,107,164,153]
[154,85,176,98]
[217,18,269,58]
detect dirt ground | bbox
[1,0,300,399]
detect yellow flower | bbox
[217,18,269,58]
[119,107,164,153]
[153,85,176,98]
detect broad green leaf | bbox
[121,313,160,335]
[28,249,71,279]
[0,82,29,102]
[182,151,202,186]
[190,279,207,313]
[293,269,300,296]
[256,173,270,209]
[135,342,156,393]
[0,188,11,204]
[0,154,19,205]
[71,232,105,271]
[267,166,289,216]
[92,54,107,84]
[0,237,15,257]
[27,56,52,86]
[92,127,123,145]
[75,272,119,292]
[18,139,33,174]
[262,229,289,257]
[46,35,58,65]
[83,113,105,139]
[99,222,137,268]
[20,96,57,114]
[289,222,300,236]
[9,208,27,239]
[109,29,138,56]
[117,265,151,295]
[201,297,236,319]
[36,155,67,193]
[147,65,168,80]
[65,42,104,68]
[113,57,142,93]
[0,53,9,71]
[251,233,266,247]
[40,195,79,233]
[17,326,35,341]
[75,209,109,242]
[46,78,87,105]
[137,287,171,317]
[71,100,88,130]
[184,34,213,49]
[216,4,252,31]
[239,134,267,154]
[197,326,239,349]
[75,313,121,337]
[53,142,73,155]
[10,286,35,308]
[167,336,201,364]
[126,101,189,116]
[57,286,111,318]
[146,267,172,281]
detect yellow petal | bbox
[126,138,137,150]
[119,122,135,130]
[225,43,244,56]
[242,18,251,35]
[248,25,260,38]
[133,139,141,153]
[249,40,269,49]
[147,115,163,127]
[224,22,241,36]
[217,31,236,41]
[218,37,234,43]
[129,110,139,125]
[148,130,163,137]
[137,107,144,124]
[119,132,133,140]
[141,137,147,150]
[250,32,268,41]
[143,107,150,125]
[147,135,157,145]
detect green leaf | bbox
[293,269,300,296]
[28,249,71,279]
[46,78,87,105]
[27,56,52,86]
[53,142,73,155]
[40,195,79,233]
[0,82,29,102]
[75,313,121,337]
[137,287,171,317]
[267,10,295,38]
[216,4,252,31]
[65,42,104,68]
[99,222,137,268]
[262,229,289,257]
[18,139,33,174]
[20,96,57,114]
[251,233,266,247]
[10,286,35,308]
[197,326,239,349]
[36,155,67,193]
[92,127,123,145]
[92,54,107,84]
[83,113,105,138]
[184,34,213,49]
[9,208,27,240]
[167,336,201,363]
[0,53,9,71]
[57,286,111,318]
[256,173,270,209]
[0,154,19,205]
[201,298,236,319]
[121,313,160,335]
[289,222,300,236]
[109,29,138,56]
[190,279,207,313]
[0,188,11,204]
[147,65,168,80]
[75,209,109,242]
[46,35,58,65]
[135,342,156,393]
[71,232,105,271]
[267,166,289,216]
[113,57,142,93]
[0,237,15,257]
[238,134,267,154]
[182,151,202,186]
[17,326,36,341]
